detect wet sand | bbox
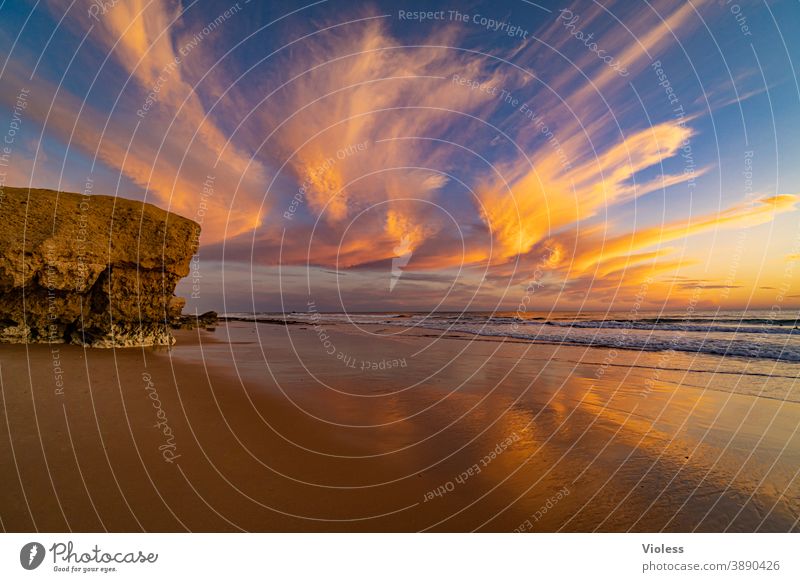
[0,321,798,532]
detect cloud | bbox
[6,0,798,311]
[477,121,696,261]
[9,0,270,242]
[565,195,800,275]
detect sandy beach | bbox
[0,320,797,532]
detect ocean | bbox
[222,309,800,363]
[210,309,800,404]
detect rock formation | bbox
[0,186,199,347]
[171,310,218,330]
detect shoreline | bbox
[1,321,798,532]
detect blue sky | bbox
[1,0,799,313]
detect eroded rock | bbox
[0,187,199,347]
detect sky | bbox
[1,0,799,313]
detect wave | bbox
[454,326,800,363]
[542,320,800,335]
[263,311,800,363]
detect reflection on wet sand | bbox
[0,321,797,532]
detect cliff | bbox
[0,187,199,347]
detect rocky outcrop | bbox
[171,310,218,330]
[0,187,199,347]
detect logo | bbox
[20,542,46,570]
[390,235,413,291]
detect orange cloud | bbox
[477,122,695,261]
[21,0,269,242]
[569,195,800,274]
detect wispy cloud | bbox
[3,0,798,310]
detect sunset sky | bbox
[1,0,799,313]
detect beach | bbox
[1,319,798,532]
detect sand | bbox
[0,321,798,532]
